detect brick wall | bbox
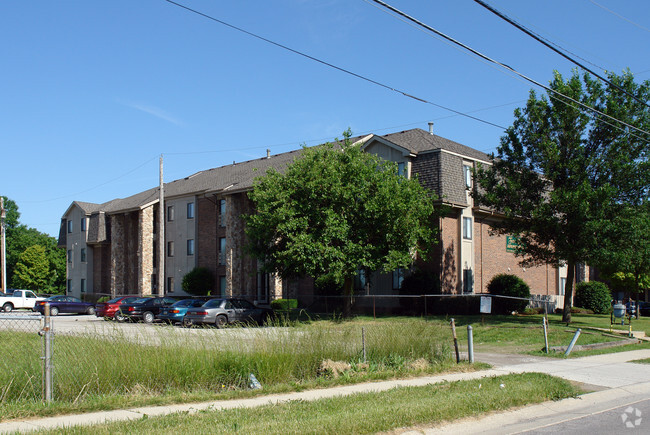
[225,193,257,298]
[138,205,154,296]
[474,217,556,296]
[440,215,459,293]
[197,196,218,280]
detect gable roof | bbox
[382,128,491,162]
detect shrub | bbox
[181,267,215,296]
[487,274,531,314]
[271,298,298,311]
[574,281,611,314]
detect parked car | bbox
[638,302,650,317]
[95,296,143,320]
[34,296,95,316]
[183,298,272,328]
[1,289,45,312]
[157,298,211,324]
[117,297,178,323]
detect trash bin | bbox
[613,303,626,324]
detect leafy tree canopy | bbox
[474,70,650,323]
[245,130,439,314]
[12,245,50,291]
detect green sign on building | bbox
[506,235,520,253]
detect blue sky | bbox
[1,0,649,237]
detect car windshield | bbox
[105,297,122,304]
[121,297,141,304]
[131,298,150,304]
[204,299,224,308]
[173,299,197,307]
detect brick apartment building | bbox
[58,127,574,309]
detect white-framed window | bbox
[219,199,226,227]
[187,202,194,219]
[219,237,226,265]
[560,278,567,296]
[463,217,472,240]
[80,248,86,262]
[167,206,174,222]
[80,218,86,232]
[167,241,174,257]
[67,220,73,233]
[463,165,472,189]
[187,239,195,256]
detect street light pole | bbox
[1,197,6,293]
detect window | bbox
[187,239,195,256]
[560,278,567,296]
[80,279,86,293]
[187,202,194,219]
[257,272,269,303]
[167,277,174,293]
[397,162,406,177]
[219,199,226,227]
[67,250,72,263]
[80,248,86,262]
[219,237,226,265]
[167,206,174,222]
[463,269,473,293]
[463,165,472,189]
[463,217,472,240]
[80,218,86,232]
[355,269,367,291]
[219,276,227,297]
[67,220,73,233]
[66,280,71,294]
[392,269,404,290]
[167,241,174,257]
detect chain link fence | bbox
[0,312,44,402]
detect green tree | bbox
[245,131,438,316]
[594,202,650,317]
[12,245,50,291]
[474,70,650,323]
[3,197,65,293]
[181,267,215,296]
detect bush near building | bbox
[574,281,612,314]
[487,274,531,314]
[181,267,215,296]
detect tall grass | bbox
[1,319,453,408]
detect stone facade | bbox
[138,205,155,296]
[225,193,257,298]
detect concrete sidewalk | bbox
[2,349,650,434]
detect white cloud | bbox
[117,99,184,126]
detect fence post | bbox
[467,325,474,363]
[450,318,460,363]
[542,317,549,354]
[42,303,53,403]
[362,327,367,363]
[564,329,581,357]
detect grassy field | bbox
[1,313,645,422]
[37,373,580,435]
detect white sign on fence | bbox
[480,296,492,314]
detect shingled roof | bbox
[382,128,491,161]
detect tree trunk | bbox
[562,260,576,324]
[343,276,354,318]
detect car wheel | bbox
[86,306,96,315]
[2,303,13,313]
[182,318,193,328]
[115,312,127,322]
[215,315,228,328]
[50,307,59,316]
[142,311,155,324]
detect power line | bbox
[369,0,650,142]
[473,0,650,110]
[589,0,650,34]
[162,0,506,130]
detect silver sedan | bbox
[182,298,272,328]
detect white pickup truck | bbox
[0,290,44,312]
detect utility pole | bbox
[158,155,165,296]
[1,197,6,293]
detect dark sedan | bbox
[35,296,95,316]
[639,302,650,317]
[183,298,272,328]
[117,297,178,323]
